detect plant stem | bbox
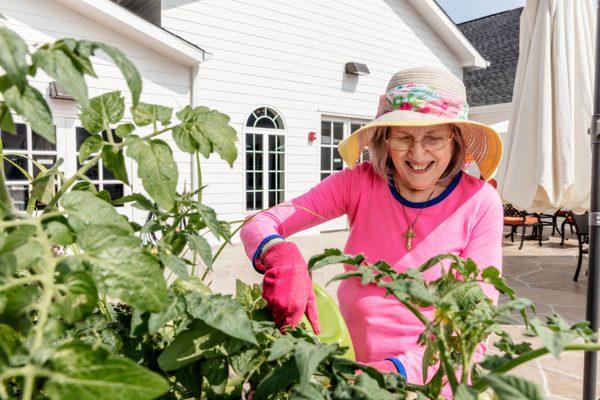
[0,276,44,293]
[0,135,13,207]
[195,151,202,204]
[20,221,59,400]
[45,152,103,210]
[471,343,600,391]
[436,325,459,393]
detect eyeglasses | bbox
[386,134,453,151]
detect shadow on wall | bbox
[342,72,359,93]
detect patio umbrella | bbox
[497,0,595,213]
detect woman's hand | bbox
[256,241,321,334]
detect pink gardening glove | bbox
[255,241,321,334]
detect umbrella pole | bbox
[584,2,600,399]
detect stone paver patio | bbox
[210,227,597,399]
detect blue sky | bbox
[436,0,525,23]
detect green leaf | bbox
[126,137,178,210]
[290,381,329,400]
[454,384,478,400]
[268,336,295,361]
[60,271,98,324]
[157,320,225,371]
[46,343,169,400]
[201,357,229,396]
[111,193,153,210]
[0,104,15,133]
[1,83,54,143]
[482,374,543,400]
[0,27,28,91]
[61,190,133,234]
[159,254,190,280]
[530,318,575,357]
[115,122,135,138]
[58,39,96,77]
[172,122,198,153]
[230,347,260,375]
[352,373,397,400]
[79,91,124,134]
[185,293,258,345]
[147,292,185,334]
[76,226,168,312]
[32,47,89,107]
[0,284,38,325]
[91,42,142,106]
[254,358,299,400]
[0,323,22,368]
[235,279,267,312]
[199,109,238,167]
[294,341,336,388]
[0,225,36,254]
[101,145,129,185]
[78,134,103,163]
[131,102,172,126]
[173,106,238,166]
[186,233,213,268]
[172,276,212,296]
[30,158,63,205]
[197,204,220,238]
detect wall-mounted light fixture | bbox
[345,62,370,76]
[48,81,75,100]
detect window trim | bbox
[243,106,287,212]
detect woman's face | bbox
[388,125,455,191]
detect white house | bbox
[1,0,487,239]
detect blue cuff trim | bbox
[386,357,408,380]
[388,170,463,208]
[251,234,285,274]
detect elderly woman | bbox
[240,66,503,386]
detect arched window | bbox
[245,106,285,130]
[245,106,285,211]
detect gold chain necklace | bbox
[394,176,437,251]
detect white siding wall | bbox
[161,0,465,237]
[0,0,194,222]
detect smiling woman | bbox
[240,66,505,398]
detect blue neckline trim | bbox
[388,171,462,208]
[386,357,408,379]
[251,234,285,274]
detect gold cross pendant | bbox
[403,226,416,251]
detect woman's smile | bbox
[405,160,436,174]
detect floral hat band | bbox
[376,83,469,120]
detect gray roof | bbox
[458,8,523,107]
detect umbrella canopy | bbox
[498,0,595,212]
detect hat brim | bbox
[338,110,503,181]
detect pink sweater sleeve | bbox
[240,167,354,264]
[393,187,504,393]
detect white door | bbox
[319,117,369,232]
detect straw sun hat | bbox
[338,66,503,181]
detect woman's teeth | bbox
[407,161,433,171]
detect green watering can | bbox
[301,283,355,361]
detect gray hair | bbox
[368,124,466,187]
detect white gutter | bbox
[54,0,208,67]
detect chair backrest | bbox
[570,211,589,236]
[503,203,526,217]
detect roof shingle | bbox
[458,8,523,107]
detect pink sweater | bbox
[240,162,503,386]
